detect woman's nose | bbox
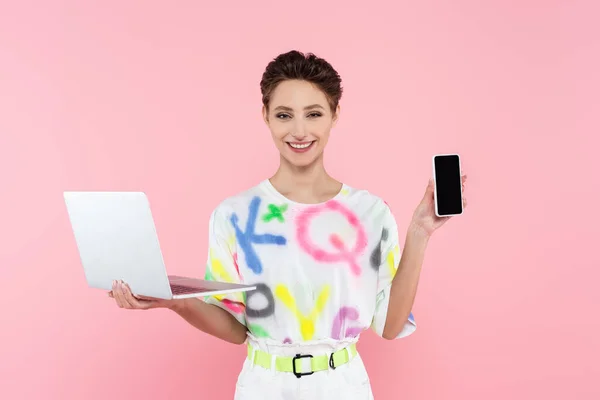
[291,122,307,140]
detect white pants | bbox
[234,334,374,399]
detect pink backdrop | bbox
[1,1,598,399]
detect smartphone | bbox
[432,154,463,217]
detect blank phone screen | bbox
[434,155,462,216]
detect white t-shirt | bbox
[203,179,416,344]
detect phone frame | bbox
[432,153,463,217]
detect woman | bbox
[109,50,467,399]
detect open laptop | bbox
[63,191,256,300]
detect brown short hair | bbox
[260,50,343,113]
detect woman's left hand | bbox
[410,173,467,237]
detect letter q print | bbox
[296,200,368,276]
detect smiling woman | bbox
[260,51,342,171]
[109,50,467,400]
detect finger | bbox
[118,281,137,308]
[111,281,121,306]
[112,281,128,308]
[425,178,434,195]
[113,281,127,308]
[122,283,147,309]
[135,294,158,301]
[123,284,159,309]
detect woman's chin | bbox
[282,152,321,169]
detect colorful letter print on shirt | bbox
[230,196,287,275]
[275,284,331,341]
[203,181,417,343]
[202,208,247,326]
[296,200,368,277]
[262,203,288,223]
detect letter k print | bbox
[230,196,287,274]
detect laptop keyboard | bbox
[170,283,203,295]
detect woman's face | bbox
[263,79,339,168]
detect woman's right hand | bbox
[108,280,179,310]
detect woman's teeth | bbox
[289,142,313,149]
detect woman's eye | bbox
[275,112,321,119]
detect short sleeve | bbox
[370,204,417,339]
[202,206,247,326]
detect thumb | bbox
[136,294,159,301]
[425,179,434,195]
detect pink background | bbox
[1,1,598,399]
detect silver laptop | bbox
[63,191,256,300]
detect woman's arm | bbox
[382,223,430,339]
[112,281,248,344]
[168,298,248,345]
[382,175,467,339]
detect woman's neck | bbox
[269,156,342,204]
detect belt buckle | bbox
[292,353,314,378]
[328,352,337,370]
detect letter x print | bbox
[230,196,287,274]
[262,203,288,223]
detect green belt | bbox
[247,343,358,378]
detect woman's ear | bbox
[332,104,341,127]
[262,105,269,125]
